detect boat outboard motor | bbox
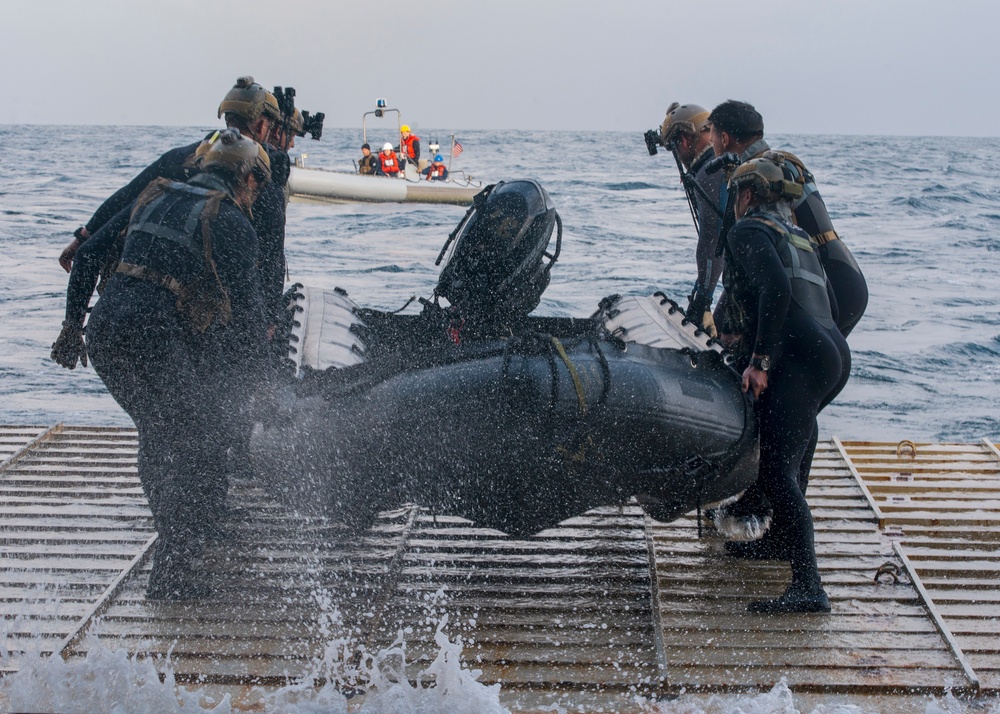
[433,180,562,331]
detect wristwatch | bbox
[751,354,771,372]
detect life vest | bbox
[380,151,399,173]
[401,134,420,159]
[359,155,378,175]
[723,210,836,338]
[426,164,447,180]
[119,176,234,332]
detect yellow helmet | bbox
[727,155,803,203]
[218,76,280,123]
[400,124,411,133]
[659,102,710,145]
[195,129,271,185]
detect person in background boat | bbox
[658,102,724,336]
[717,155,849,614]
[53,130,272,600]
[56,76,292,336]
[379,142,401,177]
[422,154,449,181]
[400,124,421,168]
[358,143,381,175]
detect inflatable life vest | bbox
[380,151,399,174]
[426,164,447,180]
[402,134,420,160]
[118,176,233,331]
[723,210,835,336]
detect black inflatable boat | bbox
[251,180,759,535]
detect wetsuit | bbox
[686,146,725,318]
[740,139,868,338]
[73,136,289,325]
[721,207,850,602]
[82,174,267,598]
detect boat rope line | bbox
[550,336,588,418]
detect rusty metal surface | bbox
[841,438,1000,692]
[4,425,1000,708]
[646,440,978,696]
[1,425,662,712]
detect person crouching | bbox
[74,129,272,600]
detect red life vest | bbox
[401,134,420,159]
[427,164,447,180]
[380,151,399,174]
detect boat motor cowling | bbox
[434,180,562,330]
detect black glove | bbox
[51,321,88,370]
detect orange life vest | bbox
[401,134,420,159]
[426,164,447,180]
[380,151,399,173]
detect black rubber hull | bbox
[253,333,758,536]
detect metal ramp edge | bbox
[838,437,1000,694]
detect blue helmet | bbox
[434,154,444,162]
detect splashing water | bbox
[0,613,510,714]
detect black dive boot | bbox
[145,540,210,601]
[747,577,830,614]
[724,532,790,561]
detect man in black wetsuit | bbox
[52,130,272,600]
[657,102,725,335]
[708,101,866,524]
[719,156,850,613]
[708,100,868,337]
[58,76,290,330]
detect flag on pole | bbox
[452,140,464,158]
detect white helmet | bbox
[382,142,393,152]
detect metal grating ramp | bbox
[5,425,1000,708]
[840,438,1000,693]
[1,425,662,711]
[0,424,155,674]
[646,440,976,695]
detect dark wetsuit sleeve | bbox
[83,142,200,235]
[250,181,287,324]
[692,168,724,295]
[728,221,791,357]
[65,206,131,325]
[211,205,267,364]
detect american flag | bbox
[452,140,464,158]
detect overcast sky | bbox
[3,0,998,136]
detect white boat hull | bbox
[287,166,480,205]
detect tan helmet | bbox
[659,102,710,145]
[195,129,272,185]
[728,155,803,203]
[218,76,276,123]
[288,108,306,136]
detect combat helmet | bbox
[195,129,272,185]
[660,102,710,145]
[728,155,803,203]
[218,76,282,123]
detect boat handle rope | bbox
[550,337,588,418]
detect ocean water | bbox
[2,125,999,440]
[2,126,1000,712]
